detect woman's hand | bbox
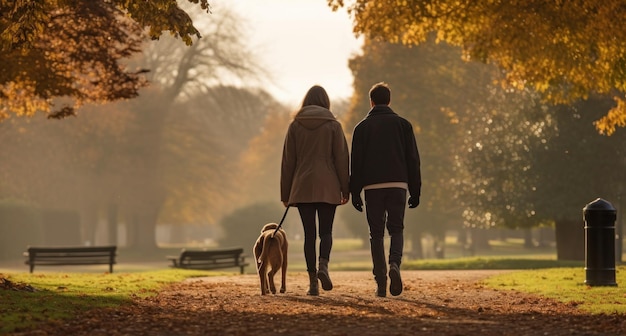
[340,195,349,205]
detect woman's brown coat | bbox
[281,105,350,205]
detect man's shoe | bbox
[389,263,403,296]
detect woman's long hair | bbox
[301,85,330,109]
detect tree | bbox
[453,85,556,230]
[105,5,263,251]
[156,86,277,227]
[535,97,626,216]
[329,0,626,134]
[133,6,261,102]
[533,97,626,259]
[0,102,134,245]
[0,85,275,249]
[218,202,284,249]
[238,106,292,206]
[0,5,266,251]
[0,0,211,119]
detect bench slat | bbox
[28,253,114,258]
[167,247,248,274]
[24,246,117,273]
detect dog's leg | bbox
[255,237,265,295]
[264,273,271,295]
[280,234,288,293]
[268,269,277,294]
[258,262,269,295]
[280,252,287,293]
[257,233,275,295]
[258,266,265,295]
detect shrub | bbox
[218,202,284,249]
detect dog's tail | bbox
[257,232,278,264]
[270,228,280,239]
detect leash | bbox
[272,206,290,237]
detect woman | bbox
[280,85,350,296]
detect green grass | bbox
[0,269,215,333]
[483,266,626,314]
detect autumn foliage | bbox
[0,0,210,120]
[330,0,626,134]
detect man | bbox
[350,82,421,297]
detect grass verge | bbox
[482,266,626,315]
[0,269,215,333]
[403,256,584,270]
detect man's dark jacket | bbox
[350,105,421,198]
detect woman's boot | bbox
[307,272,319,296]
[317,257,333,290]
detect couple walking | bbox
[280,82,421,297]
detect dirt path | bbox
[11,271,625,335]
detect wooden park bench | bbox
[24,245,117,273]
[167,247,249,274]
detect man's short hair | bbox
[369,82,391,105]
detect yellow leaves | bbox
[594,96,626,136]
[336,0,626,133]
[0,0,51,52]
[0,80,50,118]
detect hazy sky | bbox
[227,0,363,106]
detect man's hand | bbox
[408,196,419,208]
[351,193,363,212]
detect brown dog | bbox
[253,223,288,295]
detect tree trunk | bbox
[107,203,118,245]
[129,209,160,252]
[523,228,534,248]
[122,98,168,253]
[409,230,423,259]
[433,233,445,259]
[615,197,623,263]
[459,228,475,256]
[554,218,585,261]
[80,203,98,246]
[471,227,491,251]
[457,228,468,245]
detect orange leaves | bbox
[0,0,212,120]
[331,0,626,134]
[0,0,50,51]
[594,96,626,135]
[0,79,50,119]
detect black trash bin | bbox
[583,198,617,287]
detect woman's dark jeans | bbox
[297,202,337,273]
